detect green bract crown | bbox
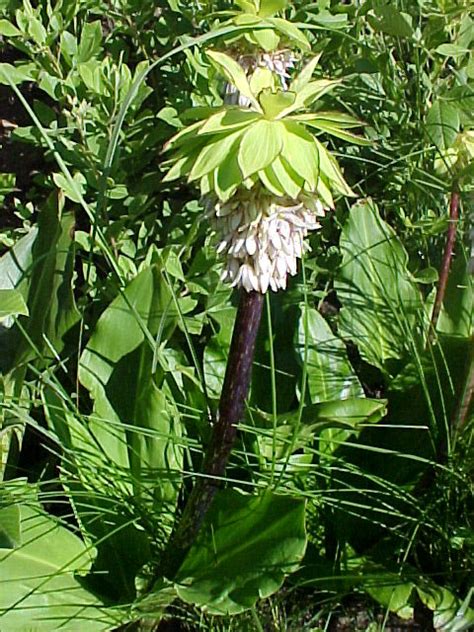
[163,51,369,204]
[217,0,310,53]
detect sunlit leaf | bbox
[238,119,283,178]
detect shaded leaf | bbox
[335,200,423,370]
[297,306,363,404]
[175,490,307,615]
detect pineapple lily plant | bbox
[164,50,366,293]
[162,47,368,570]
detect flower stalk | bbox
[163,288,264,577]
[428,188,460,344]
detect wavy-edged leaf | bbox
[175,490,307,615]
[335,200,423,370]
[258,0,289,18]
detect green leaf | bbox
[297,306,363,404]
[77,20,103,63]
[364,575,414,617]
[373,7,413,38]
[214,147,243,201]
[238,119,283,178]
[435,43,471,57]
[417,583,474,631]
[258,0,289,18]
[259,89,296,119]
[175,490,307,615]
[304,120,372,145]
[189,129,245,181]
[0,503,20,549]
[79,265,184,506]
[314,138,354,196]
[27,15,46,44]
[0,62,35,85]
[290,55,321,92]
[279,79,341,118]
[266,156,303,198]
[251,27,280,51]
[0,289,29,320]
[426,100,460,152]
[198,108,260,135]
[74,267,185,601]
[280,121,319,190]
[52,171,87,203]
[207,50,260,110]
[0,172,15,195]
[249,66,276,96]
[0,196,79,372]
[60,31,77,66]
[0,501,119,630]
[235,0,257,13]
[437,255,473,337]
[0,19,21,36]
[335,200,423,370]
[204,307,235,398]
[266,17,310,50]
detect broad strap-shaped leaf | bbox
[264,156,303,198]
[304,120,372,145]
[175,489,307,615]
[297,305,363,404]
[0,501,120,630]
[292,110,366,129]
[162,119,205,153]
[426,99,460,152]
[335,200,423,370]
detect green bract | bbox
[163,51,368,203]
[214,0,310,53]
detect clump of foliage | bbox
[0,0,473,630]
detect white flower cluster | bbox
[205,190,326,293]
[225,50,297,106]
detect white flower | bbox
[205,189,326,293]
[224,50,297,106]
